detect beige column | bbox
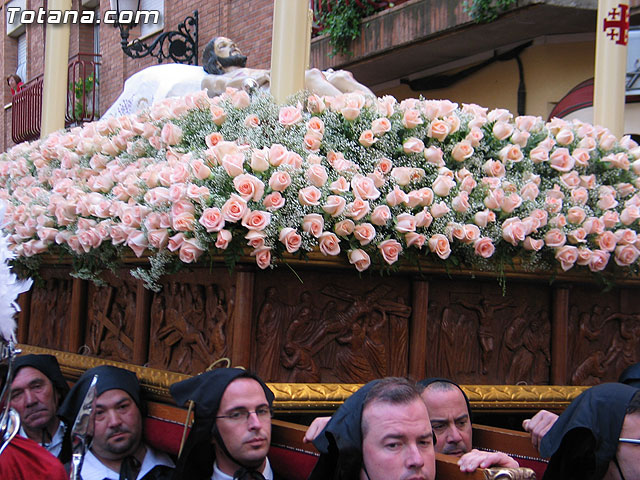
[41,0,72,137]
[270,0,309,103]
[593,0,630,137]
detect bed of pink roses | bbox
[1,87,639,289]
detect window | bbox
[139,0,164,39]
[16,33,26,82]
[6,0,26,37]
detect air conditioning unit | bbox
[6,0,26,38]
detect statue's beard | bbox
[218,53,247,69]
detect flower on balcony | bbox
[0,88,639,290]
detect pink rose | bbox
[302,214,324,238]
[510,130,530,148]
[322,196,346,217]
[520,182,539,201]
[483,159,506,178]
[555,245,578,271]
[492,121,514,141]
[172,212,196,232]
[567,228,588,244]
[523,236,544,251]
[370,205,391,226]
[351,174,380,200]
[474,237,495,258]
[244,114,260,128]
[354,223,376,245]
[549,148,575,172]
[463,224,481,244]
[432,175,455,197]
[427,120,450,141]
[232,90,251,109]
[160,123,182,146]
[242,210,271,231]
[221,153,245,178]
[346,198,371,221]
[221,194,248,223]
[318,232,341,256]
[234,174,265,202]
[588,249,610,272]
[252,247,272,269]
[597,231,618,252]
[403,137,425,154]
[178,238,204,263]
[597,194,619,211]
[614,244,640,266]
[601,211,620,228]
[402,109,423,129]
[501,193,522,214]
[502,218,526,246]
[298,186,322,206]
[205,132,223,148]
[340,93,366,121]
[279,105,303,126]
[390,167,413,187]
[430,202,450,218]
[250,148,270,172]
[147,228,169,249]
[307,94,326,114]
[348,248,371,272]
[567,207,586,225]
[330,176,350,194]
[210,105,227,125]
[415,209,433,229]
[451,141,474,162]
[572,148,591,167]
[168,232,186,252]
[198,206,225,232]
[620,206,640,226]
[465,126,484,147]
[498,144,524,163]
[245,230,266,249]
[544,228,567,248]
[405,232,426,249]
[423,146,445,166]
[378,239,402,265]
[371,117,392,136]
[215,229,232,250]
[428,234,451,259]
[474,210,495,228]
[484,189,505,210]
[452,192,470,213]
[269,144,288,167]
[529,146,549,163]
[263,192,285,211]
[304,164,328,188]
[359,130,377,147]
[279,227,302,253]
[555,128,574,145]
[570,187,589,205]
[266,171,292,194]
[335,219,355,237]
[395,213,417,233]
[376,157,393,175]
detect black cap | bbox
[618,363,640,388]
[309,379,381,480]
[14,354,70,400]
[540,383,638,480]
[170,368,274,480]
[57,365,145,426]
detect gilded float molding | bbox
[21,345,587,411]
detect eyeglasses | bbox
[619,438,640,445]
[216,406,273,422]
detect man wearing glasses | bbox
[171,368,283,480]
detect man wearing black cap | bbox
[10,353,71,462]
[419,378,518,472]
[58,365,174,480]
[170,368,283,480]
[309,377,435,480]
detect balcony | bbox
[310,0,640,91]
[11,53,101,144]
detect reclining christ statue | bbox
[102,36,373,118]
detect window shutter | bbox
[139,0,164,38]
[16,33,27,82]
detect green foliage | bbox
[69,73,98,121]
[464,0,518,23]
[319,2,376,57]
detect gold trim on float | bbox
[20,345,587,411]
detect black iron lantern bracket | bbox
[118,10,199,65]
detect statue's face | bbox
[214,37,242,59]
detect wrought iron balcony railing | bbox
[11,53,101,144]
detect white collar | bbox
[81,444,174,480]
[18,419,66,458]
[211,457,273,480]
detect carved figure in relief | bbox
[31,279,69,349]
[204,284,230,357]
[95,285,135,362]
[281,341,320,383]
[603,313,640,374]
[459,299,511,375]
[256,287,296,380]
[503,308,550,384]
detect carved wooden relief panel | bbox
[425,279,551,385]
[84,275,137,363]
[568,288,640,385]
[253,269,411,383]
[27,271,72,350]
[147,269,234,375]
